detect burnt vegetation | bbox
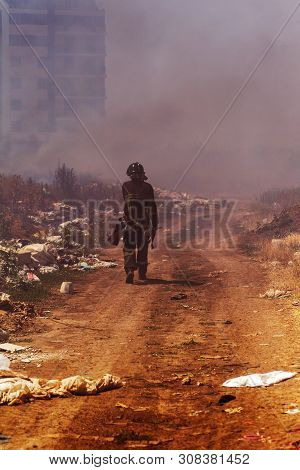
[0,163,122,240]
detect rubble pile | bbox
[155,188,210,210]
[0,295,39,336]
[0,201,118,291]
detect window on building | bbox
[37,101,48,111]
[10,56,21,66]
[11,121,23,132]
[37,57,48,69]
[11,99,22,111]
[11,77,22,89]
[64,56,74,70]
[9,13,48,26]
[10,35,48,47]
[38,78,49,89]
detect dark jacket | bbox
[122,180,158,232]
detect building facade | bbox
[4,0,106,146]
[0,1,10,137]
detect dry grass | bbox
[259,232,300,291]
[260,233,300,264]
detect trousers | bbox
[123,224,150,275]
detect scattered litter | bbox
[0,294,10,302]
[260,289,292,299]
[0,370,123,406]
[189,410,205,416]
[26,272,41,282]
[208,270,227,278]
[0,343,26,353]
[171,293,187,301]
[97,261,118,268]
[270,261,281,268]
[283,405,300,415]
[0,434,10,444]
[115,402,129,409]
[218,394,236,405]
[133,406,149,412]
[182,376,192,385]
[60,282,74,294]
[39,266,59,274]
[0,355,10,370]
[223,371,296,388]
[224,407,243,414]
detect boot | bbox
[126,270,134,284]
[138,270,147,281]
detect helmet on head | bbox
[126,162,148,180]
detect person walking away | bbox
[122,163,158,284]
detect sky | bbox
[5,0,300,196]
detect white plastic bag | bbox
[223,371,296,388]
[0,354,10,371]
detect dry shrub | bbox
[281,233,300,251]
[260,232,300,265]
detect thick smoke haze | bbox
[5,0,300,196]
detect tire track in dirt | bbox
[1,244,299,450]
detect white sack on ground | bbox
[0,355,10,371]
[222,371,296,388]
[0,370,123,406]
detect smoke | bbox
[4,0,300,196]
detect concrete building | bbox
[0,1,10,137]
[4,0,106,146]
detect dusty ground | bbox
[0,229,299,450]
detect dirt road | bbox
[1,240,299,450]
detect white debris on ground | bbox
[0,368,123,406]
[0,354,10,371]
[223,371,296,388]
[0,201,119,290]
[260,289,292,299]
[0,343,27,353]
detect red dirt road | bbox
[0,242,299,450]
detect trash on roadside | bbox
[115,402,129,409]
[182,376,192,385]
[60,282,74,294]
[218,394,236,405]
[39,266,59,274]
[224,407,243,414]
[223,371,296,388]
[0,355,10,370]
[0,434,11,444]
[283,404,300,415]
[260,289,292,300]
[0,369,123,406]
[171,293,188,301]
[97,261,118,268]
[0,330,9,343]
[26,272,41,283]
[0,343,27,353]
[0,293,10,302]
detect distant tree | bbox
[53,163,77,198]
